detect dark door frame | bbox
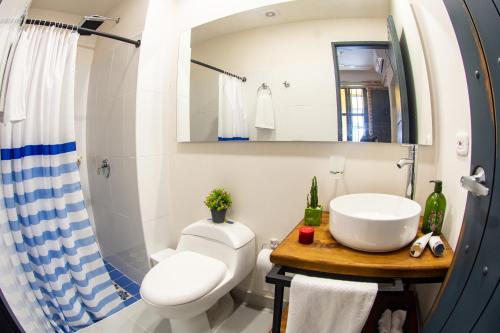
[0,289,24,333]
[424,0,498,331]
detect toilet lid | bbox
[140,251,228,306]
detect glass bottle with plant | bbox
[304,176,322,226]
[204,188,232,223]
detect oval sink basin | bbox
[329,193,421,252]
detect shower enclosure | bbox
[0,0,151,331]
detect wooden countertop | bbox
[270,212,453,279]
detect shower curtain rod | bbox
[191,59,247,82]
[24,19,141,48]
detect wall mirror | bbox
[177,0,433,145]
[334,41,409,143]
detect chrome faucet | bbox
[397,145,417,200]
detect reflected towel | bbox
[286,275,378,333]
[255,88,275,129]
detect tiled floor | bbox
[79,300,273,333]
[79,261,273,332]
[104,259,142,308]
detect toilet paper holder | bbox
[262,238,280,250]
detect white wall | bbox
[137,1,471,318]
[138,0,436,272]
[190,18,387,141]
[86,0,150,283]
[395,0,471,320]
[391,0,433,145]
[27,9,98,232]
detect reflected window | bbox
[340,88,367,142]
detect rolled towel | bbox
[378,309,392,333]
[390,310,407,333]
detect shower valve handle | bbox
[97,159,111,178]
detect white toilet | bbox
[140,219,256,333]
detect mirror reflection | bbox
[177,0,433,145]
[335,43,407,143]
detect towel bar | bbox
[266,265,444,333]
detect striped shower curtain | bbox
[0,25,123,332]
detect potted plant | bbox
[204,188,232,223]
[304,176,322,226]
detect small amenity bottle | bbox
[422,180,447,235]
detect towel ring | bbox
[258,83,271,94]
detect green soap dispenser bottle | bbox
[422,180,447,235]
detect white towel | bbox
[255,88,275,129]
[378,309,392,333]
[286,275,378,333]
[2,31,29,122]
[390,310,407,333]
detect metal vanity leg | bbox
[272,283,284,333]
[266,266,292,333]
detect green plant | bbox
[307,176,319,209]
[204,188,232,211]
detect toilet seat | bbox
[140,250,228,307]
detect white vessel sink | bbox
[329,193,421,252]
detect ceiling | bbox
[192,0,391,44]
[29,0,123,16]
[338,48,376,70]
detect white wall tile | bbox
[142,215,170,257]
[137,155,170,222]
[136,91,170,156]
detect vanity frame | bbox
[265,212,453,333]
[266,266,442,333]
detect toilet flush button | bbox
[456,132,469,157]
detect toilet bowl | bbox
[140,219,256,333]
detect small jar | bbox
[298,226,314,244]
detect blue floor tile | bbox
[133,293,141,300]
[104,263,115,272]
[115,275,133,288]
[123,297,138,307]
[124,282,140,295]
[109,269,123,280]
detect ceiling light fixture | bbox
[265,10,279,18]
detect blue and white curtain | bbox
[218,74,249,141]
[0,25,123,332]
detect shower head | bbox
[78,15,120,35]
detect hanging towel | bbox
[286,275,378,333]
[255,87,275,129]
[1,31,29,122]
[218,74,248,141]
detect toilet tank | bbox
[177,220,256,281]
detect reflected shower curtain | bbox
[0,25,123,332]
[218,74,248,141]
